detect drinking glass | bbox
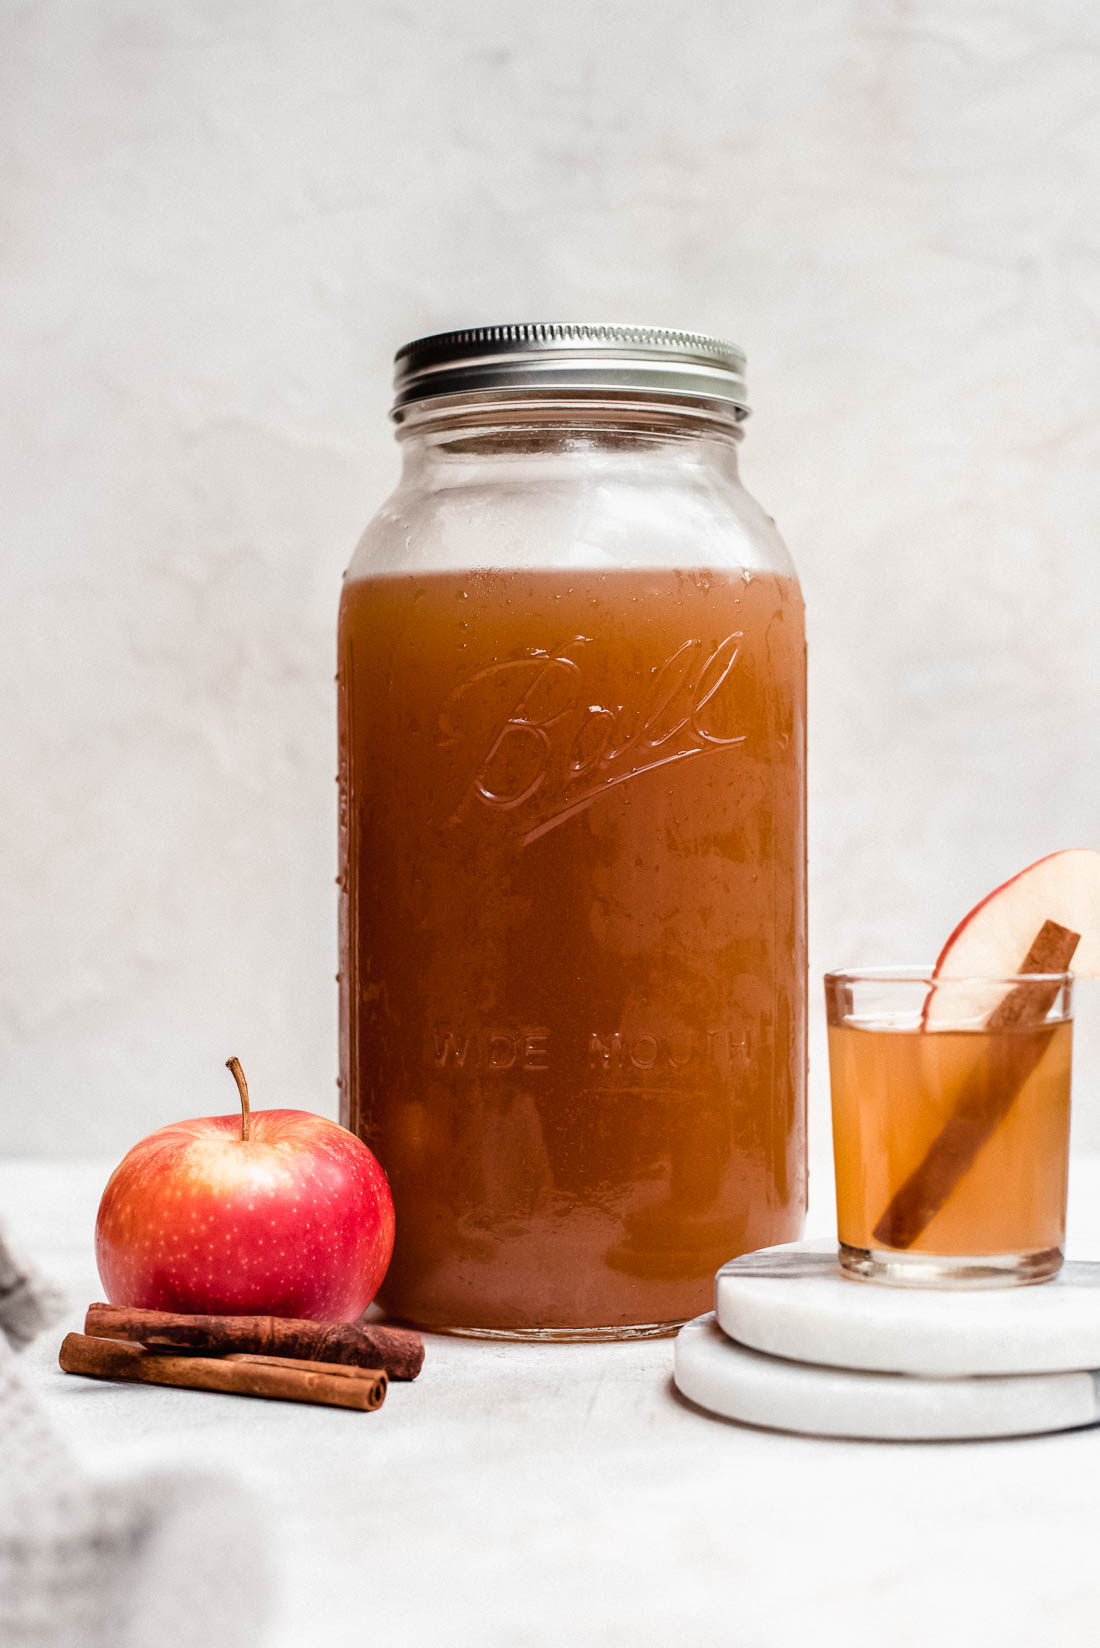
[825,967,1074,1287]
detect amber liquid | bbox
[338,567,806,1334]
[829,1020,1072,1257]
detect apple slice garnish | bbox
[923,848,1100,1027]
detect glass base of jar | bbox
[426,1318,687,1343]
[838,1241,1063,1289]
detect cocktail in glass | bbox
[825,965,1073,1286]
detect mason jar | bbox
[338,323,806,1339]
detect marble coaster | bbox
[716,1239,1100,1378]
[674,1314,1100,1441]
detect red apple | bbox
[925,848,1100,1026]
[95,1059,395,1321]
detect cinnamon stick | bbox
[872,919,1078,1251]
[59,1333,387,1410]
[83,1304,424,1380]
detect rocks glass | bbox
[825,966,1074,1287]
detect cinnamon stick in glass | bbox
[872,919,1078,1251]
[83,1303,424,1380]
[59,1332,387,1410]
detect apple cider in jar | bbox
[338,324,806,1337]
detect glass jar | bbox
[338,324,806,1339]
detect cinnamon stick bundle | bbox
[873,919,1078,1250]
[84,1303,424,1380]
[59,1333,387,1410]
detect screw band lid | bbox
[392,322,749,417]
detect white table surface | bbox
[6,1152,1100,1648]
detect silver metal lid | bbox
[391,322,748,417]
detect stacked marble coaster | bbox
[673,1238,1100,1440]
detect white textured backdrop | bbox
[3,0,1099,1156]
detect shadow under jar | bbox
[338,324,807,1338]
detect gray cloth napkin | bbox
[0,1225,272,1648]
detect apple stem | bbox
[225,1057,251,1143]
